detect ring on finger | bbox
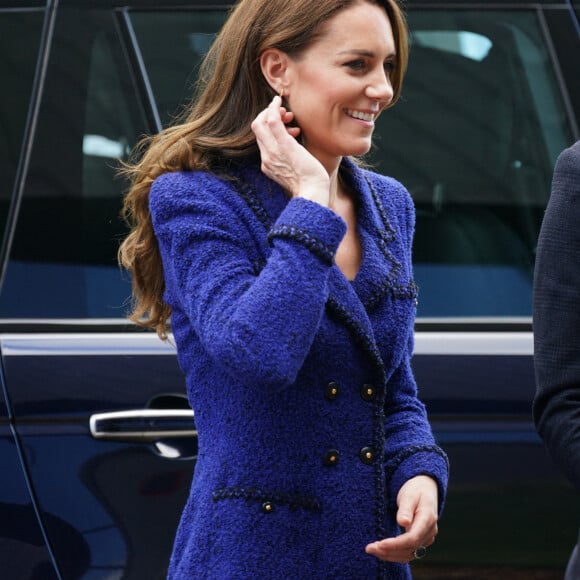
[412,546,427,560]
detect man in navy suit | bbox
[534,140,580,580]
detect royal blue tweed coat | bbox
[149,157,449,579]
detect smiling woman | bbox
[118,0,448,578]
[1,0,579,578]
[257,1,396,167]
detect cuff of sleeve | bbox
[268,197,347,264]
[385,445,449,516]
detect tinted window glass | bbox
[135,9,576,319]
[11,8,570,320]
[0,8,149,318]
[130,11,226,127]
[0,10,44,243]
[372,10,574,317]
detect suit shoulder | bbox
[150,170,230,201]
[149,170,241,217]
[555,140,580,173]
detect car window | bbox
[1,7,573,321]
[372,10,574,317]
[0,8,148,318]
[129,10,226,127]
[0,9,44,246]
[132,8,575,319]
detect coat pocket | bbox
[211,486,321,514]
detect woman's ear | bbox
[260,48,290,95]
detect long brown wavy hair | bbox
[119,0,409,338]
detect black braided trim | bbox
[326,297,386,386]
[235,179,272,231]
[212,487,321,512]
[363,175,412,311]
[251,259,266,276]
[371,374,388,543]
[365,279,419,311]
[360,175,423,314]
[268,225,335,264]
[364,176,398,252]
[384,444,450,482]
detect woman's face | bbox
[286,1,396,170]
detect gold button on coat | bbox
[261,501,273,513]
[323,449,340,466]
[359,447,375,464]
[360,384,376,402]
[324,381,340,401]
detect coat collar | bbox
[322,159,403,383]
[229,157,409,381]
[336,158,403,312]
[232,156,403,313]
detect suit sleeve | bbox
[150,171,346,392]
[533,141,580,490]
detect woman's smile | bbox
[283,1,396,171]
[344,108,378,123]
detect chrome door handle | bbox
[90,409,196,442]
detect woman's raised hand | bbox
[251,96,330,206]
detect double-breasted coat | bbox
[150,156,449,579]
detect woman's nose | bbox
[366,71,394,106]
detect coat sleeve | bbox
[533,140,580,490]
[380,184,449,513]
[149,171,347,392]
[382,347,449,515]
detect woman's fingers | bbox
[251,96,328,201]
[365,519,438,563]
[366,476,439,563]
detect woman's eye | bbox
[346,60,366,71]
[384,61,396,75]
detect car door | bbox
[0,2,206,577]
[0,4,64,579]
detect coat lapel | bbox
[326,267,387,385]
[323,160,401,383]
[325,160,419,382]
[231,158,410,382]
[340,160,404,311]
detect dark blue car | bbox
[1,0,579,577]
